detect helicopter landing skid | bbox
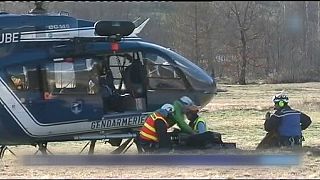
[34,142,53,155]
[110,137,144,154]
[0,145,16,159]
[79,140,97,155]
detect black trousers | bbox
[186,131,223,148]
[257,133,303,149]
[139,138,158,153]
[139,138,171,153]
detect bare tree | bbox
[227,1,262,84]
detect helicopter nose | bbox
[198,76,217,106]
[204,76,217,94]
[192,70,217,95]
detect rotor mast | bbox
[29,1,47,14]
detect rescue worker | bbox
[139,96,198,153]
[257,92,312,149]
[185,108,224,148]
[186,109,207,134]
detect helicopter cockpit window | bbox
[165,49,214,92]
[143,52,185,90]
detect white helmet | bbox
[179,96,201,111]
[161,103,175,113]
[272,91,289,103]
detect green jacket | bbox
[166,100,195,134]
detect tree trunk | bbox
[232,2,250,85]
[304,1,309,67]
[265,37,270,77]
[239,29,247,85]
[194,3,199,63]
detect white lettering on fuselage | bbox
[91,115,147,130]
[47,24,70,30]
[0,32,19,44]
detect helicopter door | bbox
[142,51,187,111]
[108,52,148,112]
[37,57,104,123]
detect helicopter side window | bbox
[143,52,185,90]
[54,62,75,90]
[6,66,27,91]
[6,66,31,91]
[45,58,99,95]
[6,65,45,91]
[108,55,128,91]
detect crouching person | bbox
[139,104,174,153]
[257,92,312,150]
[138,96,198,153]
[184,107,224,148]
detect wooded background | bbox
[1,1,319,84]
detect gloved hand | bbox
[172,128,181,133]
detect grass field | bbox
[0,82,319,178]
[204,82,320,149]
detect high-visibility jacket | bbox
[192,117,207,133]
[139,112,169,142]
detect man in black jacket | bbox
[257,92,312,149]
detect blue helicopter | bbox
[0,4,216,157]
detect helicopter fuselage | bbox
[0,12,216,146]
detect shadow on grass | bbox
[249,146,320,157]
[302,146,320,156]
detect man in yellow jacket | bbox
[186,109,207,134]
[185,108,224,148]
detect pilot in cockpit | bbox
[11,76,23,90]
[99,61,122,113]
[123,54,148,111]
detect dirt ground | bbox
[1,149,320,179]
[0,148,319,179]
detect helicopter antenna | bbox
[128,18,150,37]
[29,1,47,14]
[132,17,141,24]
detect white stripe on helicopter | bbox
[0,76,106,137]
[20,28,94,41]
[18,18,150,41]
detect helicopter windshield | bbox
[142,51,186,90]
[164,49,215,93]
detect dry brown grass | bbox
[0,82,320,179]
